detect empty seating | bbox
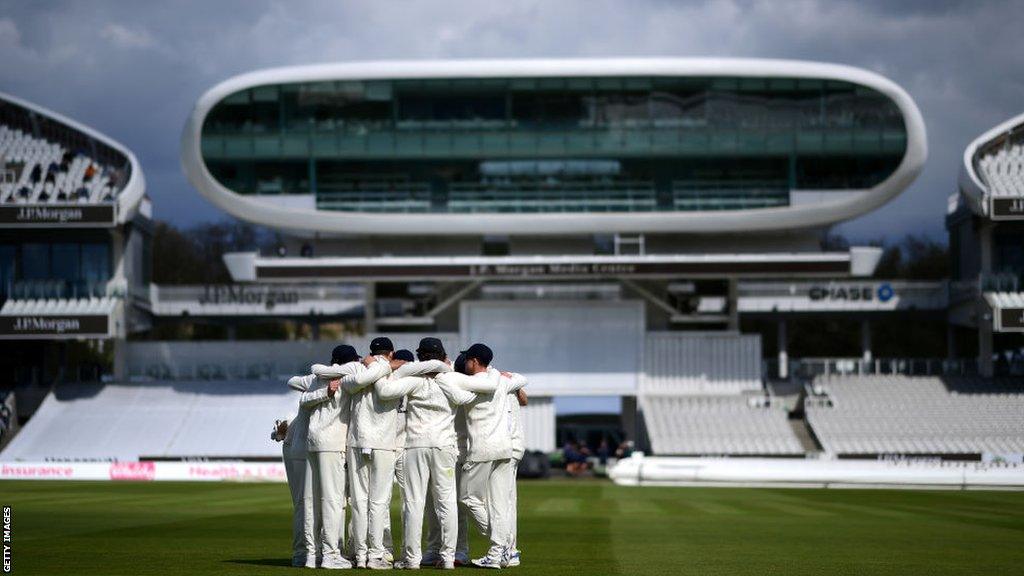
[0,124,118,205]
[640,394,803,455]
[642,332,763,395]
[0,381,300,461]
[978,142,1024,198]
[806,375,1024,455]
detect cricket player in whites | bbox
[437,343,528,569]
[374,337,475,569]
[272,371,320,567]
[337,337,398,569]
[507,384,528,567]
[301,344,361,569]
[383,348,416,560]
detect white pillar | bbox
[861,318,872,366]
[777,319,788,379]
[113,340,125,381]
[364,282,376,333]
[979,305,994,378]
[621,396,638,446]
[727,278,739,331]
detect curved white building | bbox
[182,58,926,237]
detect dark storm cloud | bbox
[1,0,1021,241]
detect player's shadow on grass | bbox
[223,558,293,568]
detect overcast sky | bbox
[2,0,1021,242]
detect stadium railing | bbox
[763,357,979,380]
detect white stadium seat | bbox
[0,381,299,461]
[806,375,1024,456]
[640,394,804,455]
[0,123,120,205]
[978,142,1024,198]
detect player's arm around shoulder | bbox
[341,356,392,394]
[393,359,452,378]
[435,372,478,406]
[500,370,528,393]
[375,375,421,401]
[298,371,331,409]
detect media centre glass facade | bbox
[200,76,907,214]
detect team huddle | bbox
[272,337,528,570]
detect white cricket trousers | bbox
[309,450,347,562]
[284,453,317,563]
[402,447,459,566]
[384,449,405,556]
[347,447,397,562]
[459,458,514,560]
[509,457,520,552]
[426,456,470,560]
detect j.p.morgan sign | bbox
[998,308,1024,332]
[0,315,111,338]
[991,197,1024,221]
[198,285,300,309]
[0,204,116,227]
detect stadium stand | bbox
[638,332,804,455]
[0,123,119,204]
[640,394,803,455]
[986,292,1024,311]
[0,296,117,317]
[0,381,297,461]
[977,140,1023,198]
[641,332,763,395]
[805,376,1024,456]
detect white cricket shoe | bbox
[355,557,367,569]
[367,558,393,570]
[392,560,420,570]
[471,556,503,569]
[321,555,353,570]
[505,551,521,567]
[434,560,455,570]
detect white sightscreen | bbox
[460,300,643,395]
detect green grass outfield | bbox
[3,479,1023,575]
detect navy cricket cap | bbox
[416,337,446,356]
[394,349,414,362]
[461,343,493,366]
[331,344,360,365]
[370,336,395,354]
[453,352,467,374]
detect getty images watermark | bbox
[3,506,10,573]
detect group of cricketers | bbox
[272,336,528,570]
